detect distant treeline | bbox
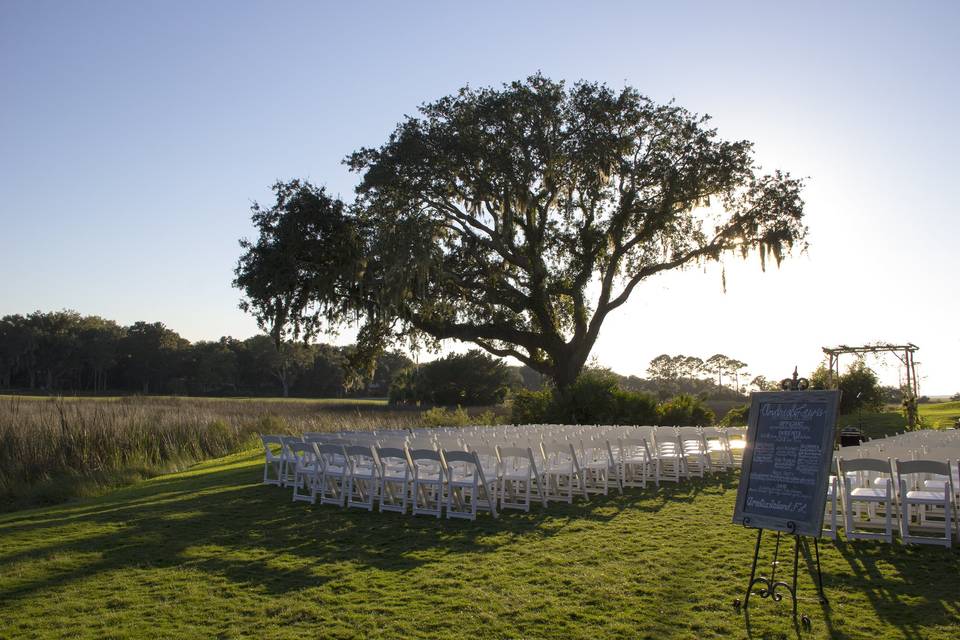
[0,311,759,403]
[0,311,413,397]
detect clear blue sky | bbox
[2,1,958,394]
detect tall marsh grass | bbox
[0,395,424,511]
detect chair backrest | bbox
[442,449,478,466]
[895,458,952,489]
[895,458,950,476]
[260,435,283,457]
[376,446,410,467]
[316,443,347,469]
[289,441,315,459]
[837,457,891,474]
[620,437,652,460]
[409,448,442,462]
[497,446,538,474]
[344,445,377,468]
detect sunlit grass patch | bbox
[0,451,957,639]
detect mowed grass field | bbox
[1,450,959,640]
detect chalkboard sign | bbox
[733,390,841,537]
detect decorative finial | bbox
[780,366,810,391]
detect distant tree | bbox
[296,343,348,397]
[235,75,807,392]
[0,315,38,389]
[680,356,704,380]
[395,350,514,406]
[705,354,730,390]
[726,358,749,393]
[242,335,313,398]
[810,360,883,415]
[77,316,123,393]
[647,354,681,381]
[750,375,779,392]
[190,339,240,394]
[118,322,189,394]
[368,350,414,396]
[879,385,905,405]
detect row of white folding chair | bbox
[293,442,499,520]
[836,456,957,547]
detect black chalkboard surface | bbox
[733,390,841,537]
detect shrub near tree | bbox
[390,350,516,406]
[810,360,884,414]
[509,369,700,426]
[657,394,715,426]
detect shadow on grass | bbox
[830,538,960,640]
[3,458,957,640]
[1,455,722,604]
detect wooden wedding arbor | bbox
[821,342,920,427]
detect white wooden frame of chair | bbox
[260,435,284,486]
[410,448,445,518]
[702,427,733,471]
[679,428,711,478]
[279,436,303,487]
[345,445,380,511]
[317,443,348,507]
[725,427,747,466]
[580,439,614,496]
[925,456,960,540]
[618,437,658,489]
[375,446,413,514]
[540,442,588,503]
[895,458,954,548]
[603,440,625,494]
[654,429,684,483]
[290,441,321,504]
[837,457,894,543]
[497,446,547,511]
[822,474,840,541]
[442,450,499,520]
[469,445,503,492]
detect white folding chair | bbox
[280,435,303,487]
[541,441,587,503]
[260,435,284,486]
[375,446,413,514]
[410,448,445,518]
[822,474,840,541]
[497,445,547,511]
[679,427,711,477]
[837,457,894,543]
[895,459,954,548]
[619,436,658,488]
[726,427,747,466]
[702,427,733,470]
[442,450,498,520]
[653,427,684,483]
[345,445,380,511]
[317,444,348,507]
[579,439,619,496]
[290,441,321,504]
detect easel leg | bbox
[791,535,800,618]
[770,531,781,583]
[743,528,763,607]
[813,537,827,604]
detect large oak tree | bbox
[235,75,807,390]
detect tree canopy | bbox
[235,75,807,389]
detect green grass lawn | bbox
[1,452,958,639]
[835,401,960,438]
